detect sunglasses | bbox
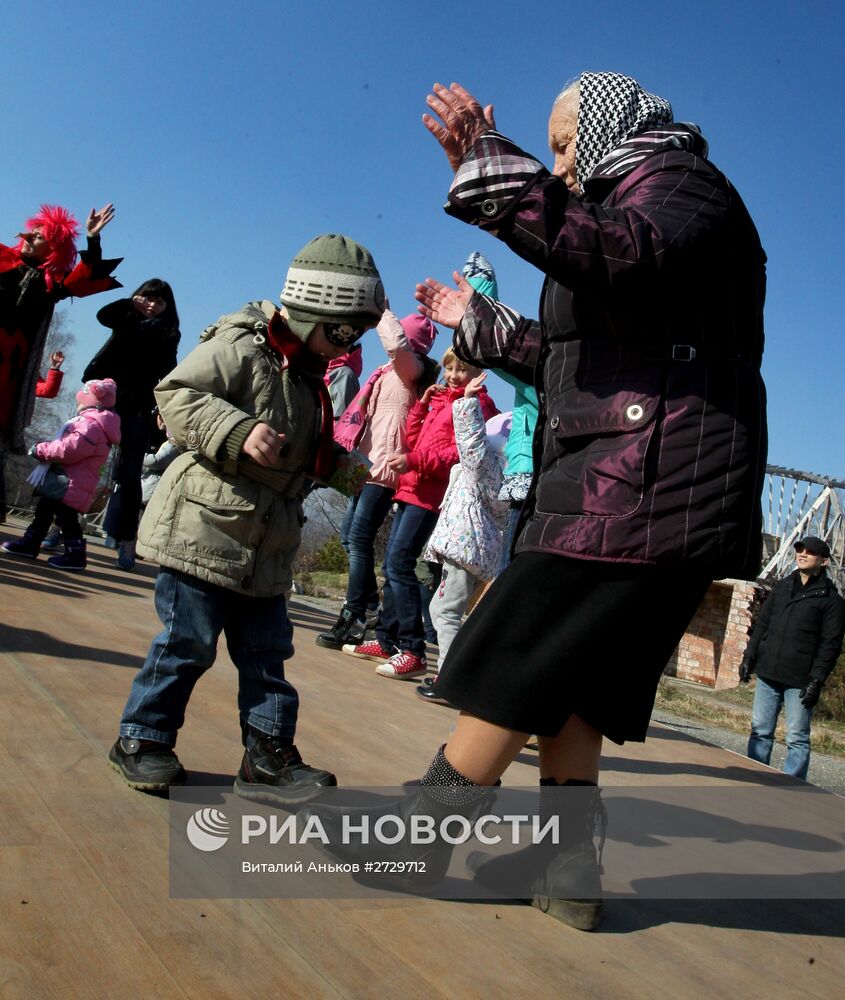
[794,545,824,556]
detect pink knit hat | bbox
[77,378,117,409]
[400,313,436,355]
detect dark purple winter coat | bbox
[450,130,767,580]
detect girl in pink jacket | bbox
[2,378,120,570]
[344,346,497,679]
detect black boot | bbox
[2,524,43,559]
[109,737,187,792]
[299,745,497,892]
[47,537,87,571]
[234,727,337,805]
[315,605,366,650]
[467,779,606,931]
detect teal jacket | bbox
[495,367,538,478]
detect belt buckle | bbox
[671,344,697,362]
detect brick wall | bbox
[664,580,765,689]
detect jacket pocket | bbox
[170,471,258,566]
[536,385,661,518]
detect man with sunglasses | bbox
[740,536,845,779]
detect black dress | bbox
[434,551,711,744]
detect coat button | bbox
[481,199,498,217]
[626,404,644,422]
[549,415,560,429]
[186,430,199,447]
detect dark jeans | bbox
[497,503,523,576]
[104,409,149,542]
[376,501,438,657]
[345,484,394,619]
[29,497,83,542]
[119,568,299,746]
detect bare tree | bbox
[5,309,77,511]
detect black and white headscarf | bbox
[576,72,674,187]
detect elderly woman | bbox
[310,72,767,930]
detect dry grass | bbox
[655,678,845,758]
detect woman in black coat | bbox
[83,278,180,568]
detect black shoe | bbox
[108,737,187,792]
[234,737,337,805]
[415,677,454,706]
[315,606,366,650]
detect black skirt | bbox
[434,552,712,744]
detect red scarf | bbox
[266,312,335,481]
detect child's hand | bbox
[50,351,64,369]
[463,372,487,398]
[242,423,286,467]
[386,452,410,474]
[421,383,445,405]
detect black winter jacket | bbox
[745,570,845,688]
[83,299,180,416]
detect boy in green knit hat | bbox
[109,234,385,802]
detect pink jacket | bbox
[394,386,498,512]
[35,407,121,512]
[358,310,429,490]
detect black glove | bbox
[800,678,823,709]
[738,659,753,683]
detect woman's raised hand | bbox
[415,272,475,329]
[423,82,496,172]
[86,203,115,237]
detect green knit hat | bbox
[280,234,386,341]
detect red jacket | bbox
[35,368,63,398]
[393,385,498,512]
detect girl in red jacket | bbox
[343,346,497,678]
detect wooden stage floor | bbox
[1,522,843,999]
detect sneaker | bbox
[315,606,366,650]
[341,639,394,662]
[376,650,428,680]
[47,538,87,571]
[117,540,136,571]
[2,537,40,559]
[41,527,62,550]
[108,737,187,791]
[234,737,337,805]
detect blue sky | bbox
[3,0,843,476]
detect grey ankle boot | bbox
[467,778,606,930]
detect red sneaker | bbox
[342,639,394,662]
[376,650,428,680]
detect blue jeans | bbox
[345,484,394,619]
[376,501,438,657]
[339,495,357,554]
[120,568,299,746]
[747,676,813,780]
